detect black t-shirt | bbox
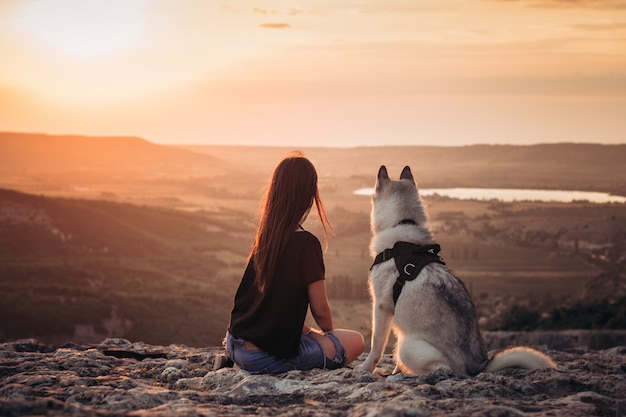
[228,230,325,359]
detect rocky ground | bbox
[1,337,625,417]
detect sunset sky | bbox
[1,0,625,147]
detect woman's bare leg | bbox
[309,328,364,364]
[332,329,365,364]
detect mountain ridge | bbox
[2,132,624,195]
[181,142,626,195]
[0,132,230,175]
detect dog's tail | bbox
[484,346,557,373]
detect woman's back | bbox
[229,230,324,358]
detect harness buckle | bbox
[403,263,416,275]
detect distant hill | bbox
[0,132,231,175]
[2,132,624,196]
[0,188,251,346]
[182,143,626,195]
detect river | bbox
[353,188,626,204]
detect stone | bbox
[0,338,624,416]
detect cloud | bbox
[253,7,321,16]
[259,22,291,29]
[486,0,626,9]
[569,21,626,30]
[217,36,626,96]
[253,8,279,15]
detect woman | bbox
[223,151,364,374]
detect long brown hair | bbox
[250,151,333,292]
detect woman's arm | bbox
[308,280,334,332]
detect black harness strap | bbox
[371,241,445,306]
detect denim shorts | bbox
[224,331,347,374]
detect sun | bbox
[21,0,146,57]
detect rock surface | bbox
[1,338,625,417]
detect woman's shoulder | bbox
[292,229,321,246]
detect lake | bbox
[353,188,626,204]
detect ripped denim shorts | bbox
[224,331,347,375]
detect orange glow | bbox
[0,1,625,147]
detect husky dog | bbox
[357,165,557,376]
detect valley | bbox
[0,132,624,348]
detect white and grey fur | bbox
[357,165,557,376]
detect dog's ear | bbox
[375,165,389,192]
[400,166,414,182]
[378,165,389,180]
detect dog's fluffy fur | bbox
[357,166,557,376]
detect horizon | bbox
[1,1,625,147]
[2,131,624,149]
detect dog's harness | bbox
[371,238,445,306]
